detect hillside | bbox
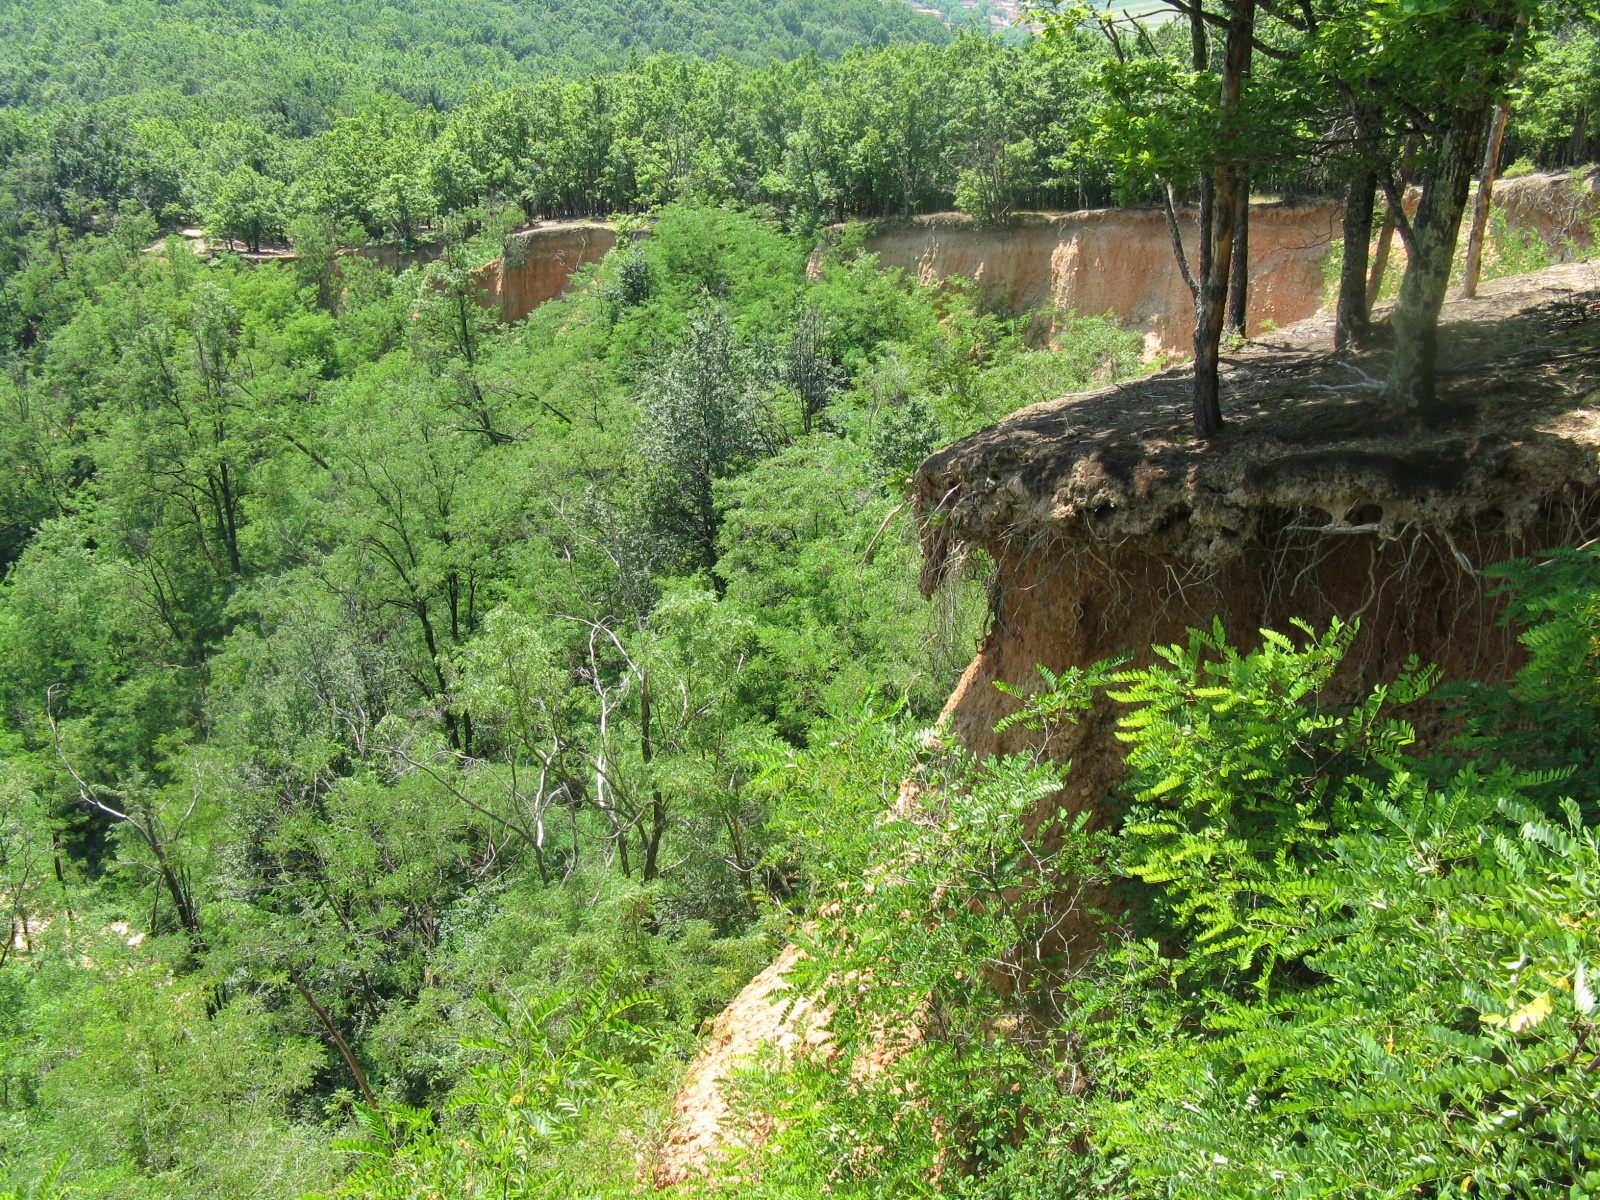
[0,0,951,118]
[0,196,1155,1197]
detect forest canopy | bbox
[0,0,952,106]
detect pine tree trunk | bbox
[1335,169,1377,351]
[1190,0,1253,439]
[1462,99,1513,299]
[1383,102,1490,416]
[1225,180,1249,341]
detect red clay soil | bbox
[647,947,830,1188]
[472,222,620,322]
[847,171,1600,359]
[853,203,1340,355]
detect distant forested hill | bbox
[0,0,951,121]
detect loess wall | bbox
[919,262,1600,796]
[386,171,1600,340]
[927,463,1596,810]
[146,170,1597,342]
[471,222,620,322]
[1494,167,1600,258]
[452,205,1342,350]
[467,205,1341,344]
[841,171,1598,360]
[852,204,1341,356]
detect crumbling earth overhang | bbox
[917,263,1600,791]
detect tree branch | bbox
[388,745,542,849]
[281,430,332,471]
[861,502,907,565]
[287,960,379,1109]
[1377,167,1417,256]
[1255,0,1309,31]
[1161,0,1297,58]
[1162,182,1199,298]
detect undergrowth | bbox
[677,544,1600,1199]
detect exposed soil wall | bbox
[650,947,825,1188]
[1494,167,1600,258]
[469,206,1341,346]
[152,171,1593,346]
[843,173,1598,359]
[646,261,1600,1188]
[920,261,1600,782]
[355,241,444,272]
[345,224,617,316]
[471,222,620,322]
[853,204,1341,356]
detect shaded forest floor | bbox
[1000,260,1600,454]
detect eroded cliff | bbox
[835,171,1600,360]
[471,221,621,321]
[854,204,1340,356]
[148,173,1599,353]
[919,261,1600,795]
[648,258,1600,1188]
[1495,167,1600,258]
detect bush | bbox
[692,548,1600,1199]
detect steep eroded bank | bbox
[837,171,1598,360]
[472,221,621,321]
[1495,166,1600,259]
[854,204,1340,356]
[921,261,1600,791]
[649,259,1600,1187]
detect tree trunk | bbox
[1383,103,1491,416]
[1190,0,1253,439]
[1335,169,1377,351]
[642,792,666,881]
[1367,134,1419,311]
[288,961,378,1110]
[1224,179,1250,341]
[638,668,666,882]
[1192,193,1228,437]
[1570,104,1588,166]
[1462,99,1513,299]
[1223,27,1254,346]
[615,817,631,877]
[1192,166,1223,437]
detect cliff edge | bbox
[920,261,1600,788]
